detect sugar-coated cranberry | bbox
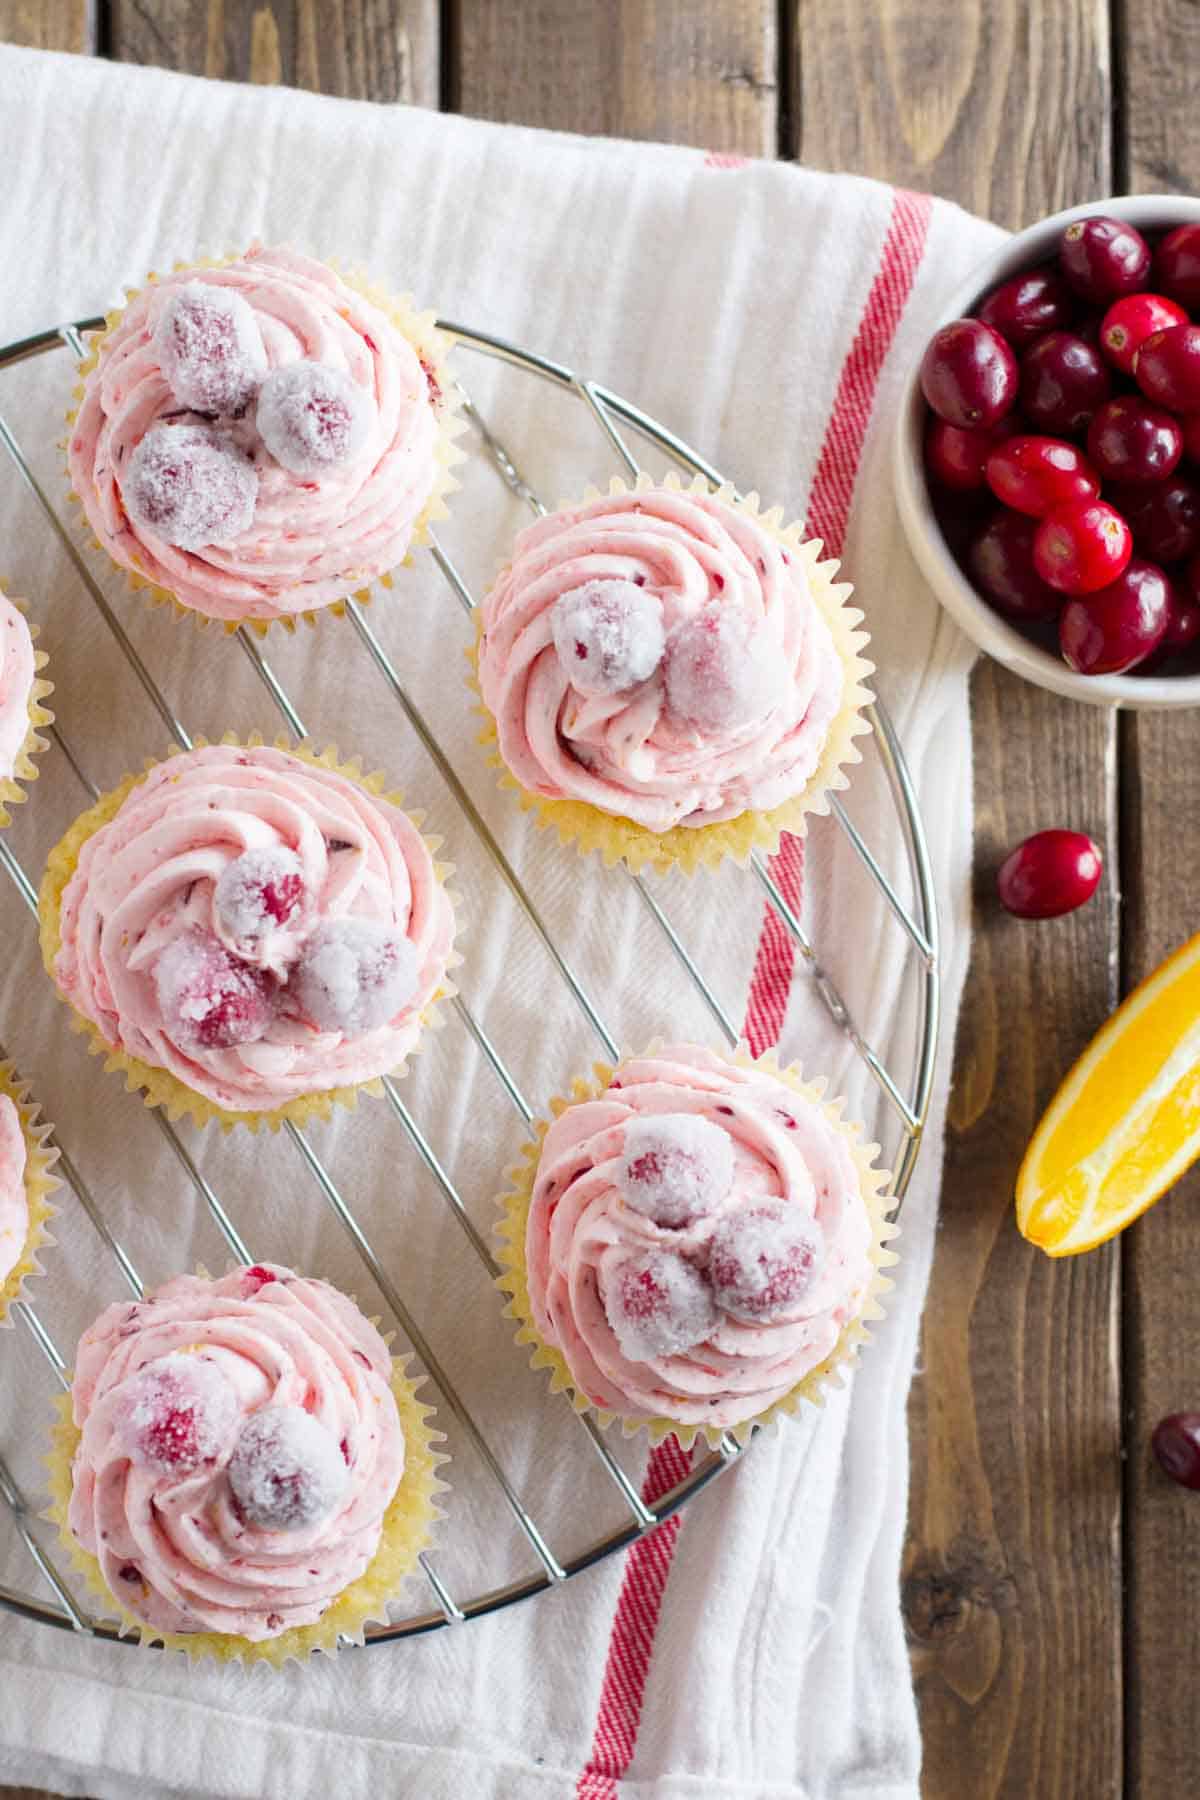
[116,1353,239,1474]
[1098,292,1188,375]
[664,604,780,732]
[920,319,1018,428]
[227,1405,349,1530]
[123,424,258,552]
[603,1249,718,1362]
[153,281,267,415]
[996,829,1103,919]
[290,917,419,1036]
[1154,225,1200,312]
[616,1113,735,1228]
[1059,215,1151,303]
[968,510,1063,619]
[214,846,306,960]
[551,579,665,696]
[153,930,274,1051]
[1019,332,1112,435]
[707,1201,824,1324]
[255,360,372,475]
[984,435,1100,517]
[1120,476,1200,563]
[1059,558,1170,674]
[1134,323,1200,414]
[978,267,1075,348]
[1152,1412,1200,1490]
[1033,499,1133,595]
[924,416,1017,491]
[241,1264,280,1294]
[1086,398,1183,486]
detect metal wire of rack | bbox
[0,313,940,1647]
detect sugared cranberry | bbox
[1152,1412,1200,1489]
[153,930,274,1051]
[290,917,419,1036]
[615,1113,735,1228]
[664,604,780,731]
[1099,292,1188,375]
[1033,499,1132,595]
[924,417,1016,492]
[255,360,372,475]
[1059,215,1151,303]
[227,1405,348,1530]
[1019,332,1112,435]
[123,423,257,552]
[116,1353,238,1474]
[153,282,267,415]
[603,1249,718,1361]
[978,267,1075,348]
[214,846,306,963]
[920,319,1017,428]
[1135,324,1200,413]
[968,510,1062,619]
[707,1202,824,1324]
[1154,225,1200,311]
[1059,558,1170,674]
[241,1264,280,1294]
[996,829,1103,919]
[984,435,1100,517]
[550,578,665,696]
[1086,398,1183,486]
[1121,476,1200,563]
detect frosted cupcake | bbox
[0,588,53,828]
[474,474,873,874]
[0,1063,58,1324]
[497,1044,895,1441]
[46,1263,443,1661]
[67,245,461,630]
[39,741,457,1129]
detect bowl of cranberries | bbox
[895,196,1200,705]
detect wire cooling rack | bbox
[0,314,940,1646]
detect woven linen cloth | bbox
[0,45,1003,1799]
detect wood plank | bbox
[786,3,1123,1793]
[0,1,90,53]
[1115,9,1200,1789]
[453,0,777,154]
[109,0,440,107]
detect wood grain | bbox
[0,1,90,52]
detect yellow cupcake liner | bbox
[44,1354,448,1665]
[38,734,462,1134]
[0,587,54,831]
[0,1061,59,1326]
[64,251,468,636]
[469,470,875,877]
[495,1044,898,1448]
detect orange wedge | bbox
[1017,929,1200,1256]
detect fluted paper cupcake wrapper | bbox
[0,1062,59,1326]
[43,1354,448,1665]
[63,255,468,635]
[495,1044,898,1448]
[0,588,54,831]
[38,734,462,1133]
[469,471,875,877]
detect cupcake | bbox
[474,473,873,875]
[45,1263,444,1661]
[0,1063,58,1324]
[39,740,458,1129]
[497,1043,895,1442]
[67,245,462,631]
[0,587,53,828]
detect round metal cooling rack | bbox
[0,313,940,1646]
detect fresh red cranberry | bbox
[984,435,1100,516]
[1154,224,1200,311]
[1120,476,1200,563]
[1033,499,1133,595]
[1135,324,1200,413]
[1181,414,1200,465]
[978,267,1075,348]
[1086,398,1183,485]
[997,830,1103,919]
[924,416,1016,491]
[1152,1413,1200,1489]
[1059,215,1151,303]
[1162,577,1200,652]
[1059,558,1171,673]
[968,510,1063,619]
[1098,292,1188,374]
[920,319,1018,428]
[1019,332,1112,434]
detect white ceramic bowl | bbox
[893,194,1200,708]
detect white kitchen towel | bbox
[0,45,1003,1800]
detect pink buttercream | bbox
[67,1265,405,1641]
[478,487,846,830]
[52,745,455,1113]
[525,1045,875,1428]
[0,594,35,783]
[0,1095,29,1287]
[68,246,442,622]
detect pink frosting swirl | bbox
[68,246,442,623]
[478,486,846,831]
[52,744,455,1113]
[0,1094,29,1287]
[0,594,35,783]
[67,1265,405,1641]
[524,1045,876,1428]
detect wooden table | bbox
[1,4,1194,1796]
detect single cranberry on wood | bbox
[996,830,1103,919]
